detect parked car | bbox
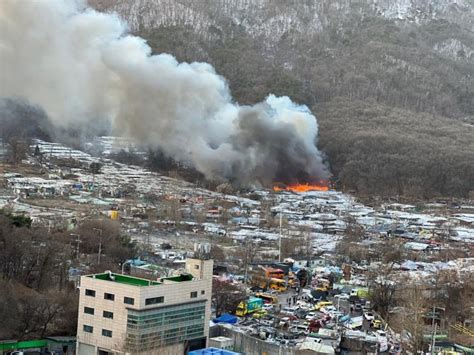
[330,311,344,318]
[335,293,350,300]
[259,319,273,326]
[323,305,337,312]
[281,306,298,316]
[253,309,267,319]
[263,303,274,311]
[305,311,317,320]
[372,319,383,329]
[314,301,333,310]
[289,324,309,336]
[294,308,308,319]
[364,312,375,321]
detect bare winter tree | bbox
[367,264,397,321]
[232,238,261,275]
[0,212,134,340]
[280,232,309,259]
[7,137,30,165]
[212,279,246,317]
[75,219,135,265]
[216,183,234,195]
[396,285,428,353]
[160,199,182,228]
[10,283,77,339]
[210,245,226,263]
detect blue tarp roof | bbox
[213,313,238,324]
[127,258,147,266]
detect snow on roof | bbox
[451,228,474,243]
[452,214,474,223]
[299,340,335,354]
[404,242,429,250]
[311,233,342,252]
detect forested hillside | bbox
[90,0,474,199]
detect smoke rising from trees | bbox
[0,98,52,141]
[0,0,329,185]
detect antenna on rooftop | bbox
[194,242,211,260]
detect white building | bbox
[76,258,213,355]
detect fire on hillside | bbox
[273,181,329,193]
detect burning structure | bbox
[0,0,329,187]
[273,181,330,193]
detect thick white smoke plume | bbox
[0,0,329,185]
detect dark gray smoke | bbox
[0,0,329,185]
[0,98,52,141]
[230,102,328,185]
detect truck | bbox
[255,292,278,304]
[249,266,287,292]
[313,278,332,291]
[263,267,284,279]
[236,297,264,316]
[288,275,300,288]
[269,278,287,292]
[349,287,369,301]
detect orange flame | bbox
[273,182,329,193]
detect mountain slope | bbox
[89,0,474,198]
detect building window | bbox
[85,289,95,297]
[84,306,94,315]
[201,290,205,295]
[145,296,164,305]
[83,325,93,333]
[104,293,115,301]
[124,296,135,305]
[103,310,114,319]
[126,301,206,351]
[102,329,112,337]
[190,291,198,298]
[194,265,199,269]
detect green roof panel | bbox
[88,273,161,286]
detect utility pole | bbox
[93,228,102,265]
[70,233,80,260]
[431,321,437,355]
[279,211,282,263]
[244,237,249,286]
[430,305,442,355]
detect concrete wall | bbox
[211,326,298,355]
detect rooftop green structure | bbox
[87,272,194,287]
[88,272,162,286]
